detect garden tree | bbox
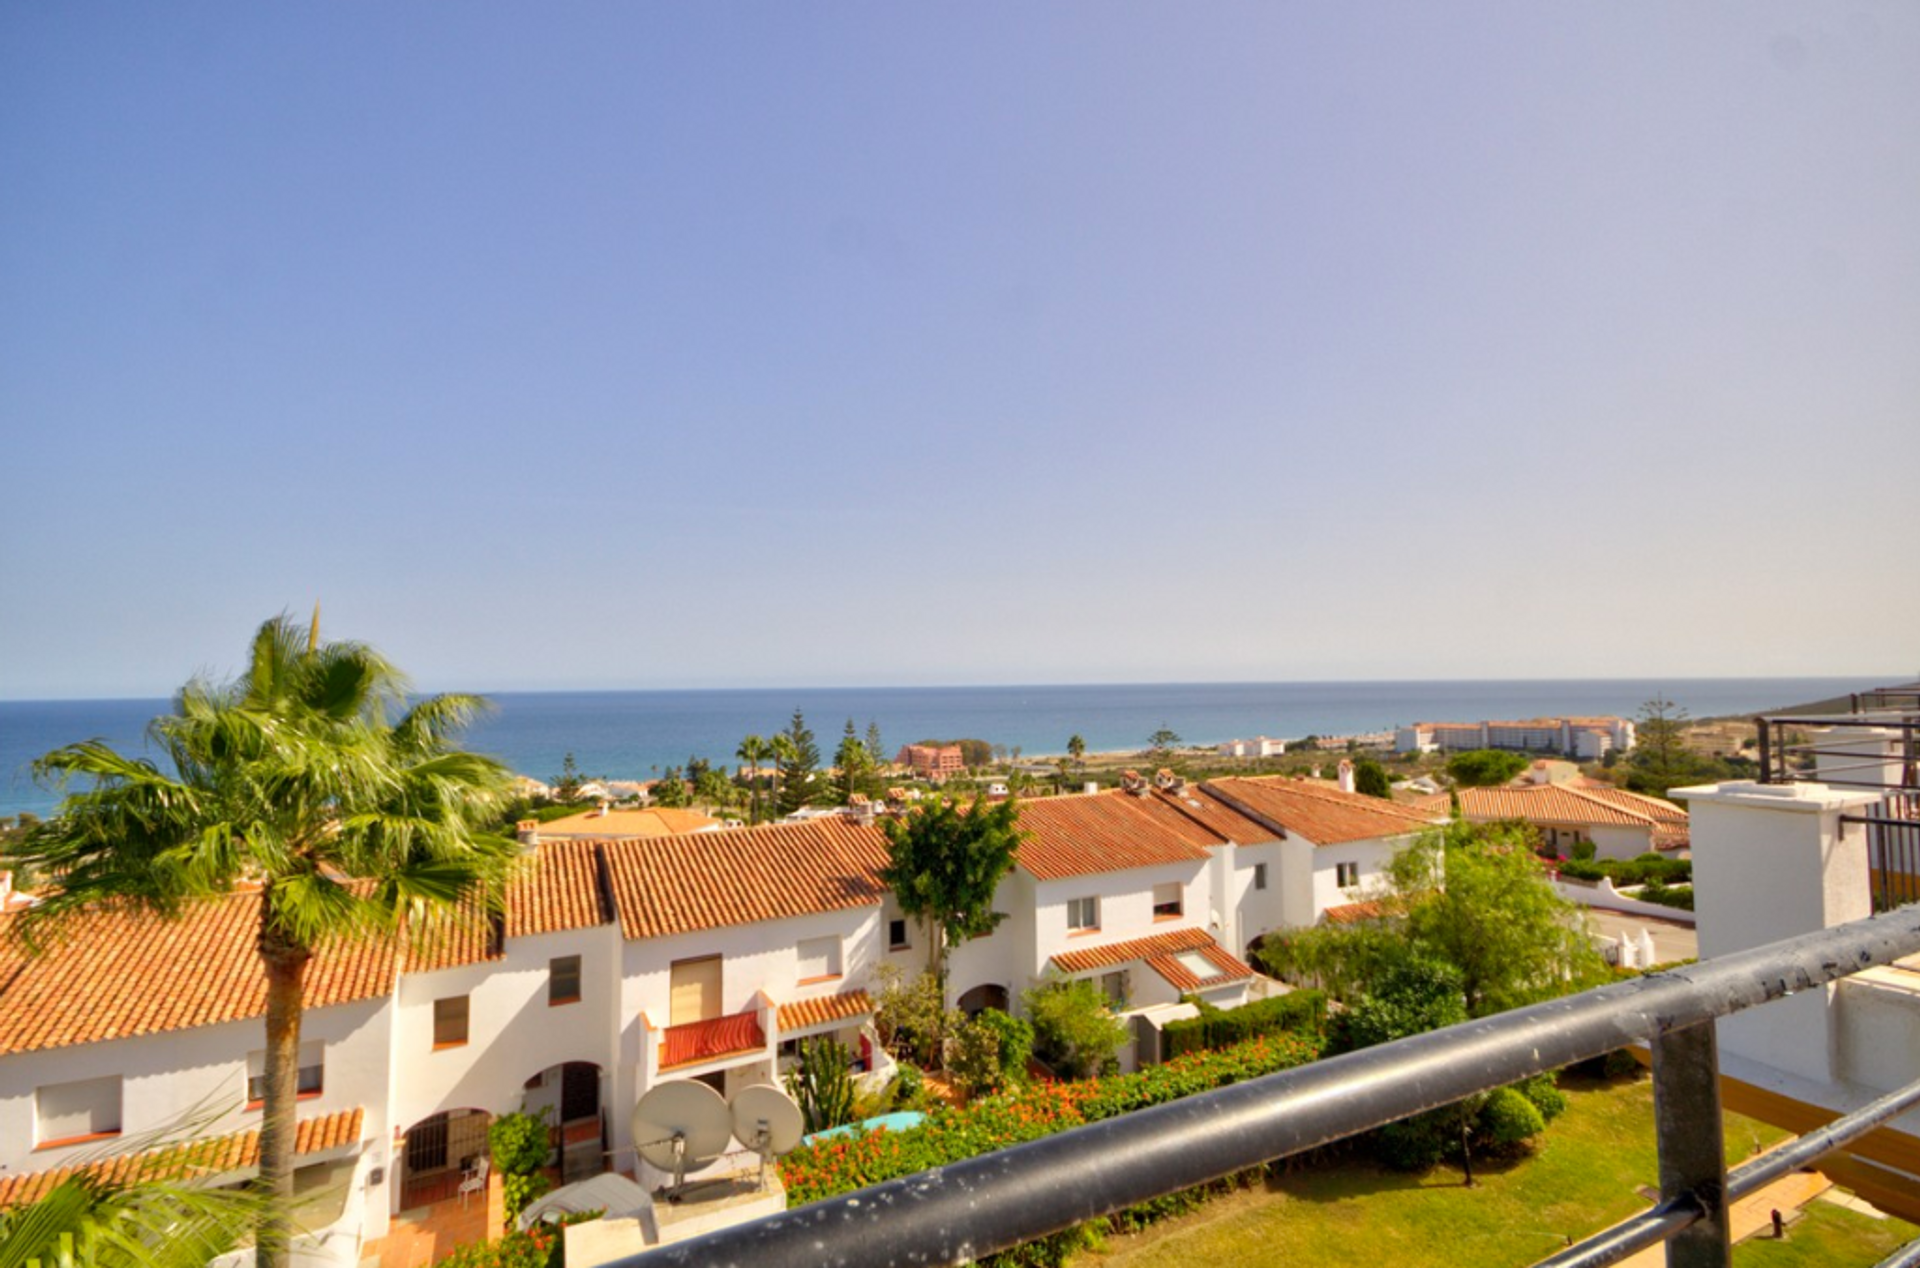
[693,767,737,812]
[1147,726,1181,756]
[774,711,820,816]
[1621,696,1722,797]
[650,767,690,808]
[865,720,886,771]
[1067,734,1086,766]
[1022,977,1128,1079]
[870,962,959,1068]
[684,755,711,785]
[487,1111,553,1226]
[0,1164,262,1268]
[834,718,874,805]
[551,751,587,802]
[1444,748,1529,788]
[878,794,1024,1007]
[6,614,517,1268]
[736,734,770,824]
[1053,756,1073,794]
[1260,822,1605,1019]
[1353,757,1392,799]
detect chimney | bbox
[886,786,908,814]
[1120,769,1149,796]
[597,799,611,817]
[1530,761,1552,785]
[1337,759,1356,794]
[1083,782,1100,796]
[846,793,876,826]
[516,819,541,849]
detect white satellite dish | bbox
[631,1080,732,1195]
[729,1083,805,1189]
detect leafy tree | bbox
[6,614,516,1268]
[786,1037,857,1133]
[1353,757,1392,799]
[774,711,820,816]
[1620,696,1723,797]
[871,963,959,1069]
[834,719,874,805]
[1339,955,1467,1051]
[693,767,737,812]
[650,767,690,808]
[1022,977,1128,1079]
[736,734,770,824]
[551,752,586,803]
[946,1015,1007,1101]
[1067,734,1086,766]
[1445,749,1529,787]
[1147,726,1181,756]
[878,794,1024,1006]
[488,1111,553,1227]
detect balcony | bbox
[658,1011,766,1072]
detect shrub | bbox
[873,963,958,1069]
[1570,839,1597,862]
[1023,978,1128,1080]
[891,1063,926,1108]
[1162,991,1327,1058]
[973,1008,1034,1082]
[1517,1072,1568,1122]
[947,1016,1008,1100]
[1637,881,1695,911]
[1556,858,1606,882]
[489,1111,553,1226]
[1478,1085,1547,1155]
[787,1037,858,1133]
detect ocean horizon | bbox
[0,675,1885,820]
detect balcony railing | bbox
[621,905,1920,1268]
[658,1011,766,1071]
[1755,702,1920,911]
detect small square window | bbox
[1253,862,1268,891]
[247,1044,323,1105]
[36,1076,121,1148]
[433,996,470,1048]
[1152,882,1183,919]
[549,955,582,1006]
[1067,896,1099,930]
[1100,971,1129,1008]
[888,918,910,950]
[797,935,843,982]
[1335,862,1359,888]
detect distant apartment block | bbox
[1217,736,1286,758]
[1395,715,1635,759]
[894,743,965,781]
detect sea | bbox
[0,676,1880,822]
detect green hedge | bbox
[1557,853,1690,886]
[1161,991,1327,1059]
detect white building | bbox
[0,776,1443,1256]
[1217,736,1287,759]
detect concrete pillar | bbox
[1682,780,1882,1084]
[1811,726,1906,792]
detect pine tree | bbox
[776,709,821,815]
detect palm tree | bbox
[7,614,516,1268]
[1067,734,1087,768]
[736,734,769,824]
[0,1171,258,1268]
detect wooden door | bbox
[669,956,722,1026]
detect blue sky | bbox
[3,4,1916,697]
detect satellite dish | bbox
[730,1083,804,1189]
[631,1080,732,1194]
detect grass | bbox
[1738,1199,1919,1266]
[1085,1073,1796,1268]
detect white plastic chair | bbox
[458,1155,489,1208]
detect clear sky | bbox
[3,4,1915,698]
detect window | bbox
[433,995,470,1048]
[1100,971,1129,1008]
[1335,862,1360,888]
[549,955,582,1006]
[1253,862,1268,891]
[36,1076,121,1148]
[247,1044,323,1106]
[797,935,843,982]
[1067,896,1099,931]
[1152,883,1183,919]
[888,918,911,950]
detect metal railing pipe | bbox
[629,906,1920,1268]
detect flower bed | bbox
[779,1029,1323,1205]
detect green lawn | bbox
[1738,1200,1919,1266]
[1086,1074,1810,1268]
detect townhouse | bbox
[0,774,1440,1261]
[1456,779,1689,858]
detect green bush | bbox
[1637,881,1695,911]
[1517,1072,1568,1123]
[1557,858,1606,881]
[1023,978,1128,1080]
[973,1008,1035,1081]
[1479,1086,1547,1154]
[1162,991,1327,1058]
[490,1111,553,1226]
[1570,839,1597,862]
[787,1037,858,1132]
[891,1062,925,1108]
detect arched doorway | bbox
[956,983,1009,1017]
[522,1061,607,1183]
[398,1107,493,1210]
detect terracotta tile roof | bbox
[0,897,396,1057]
[776,990,874,1033]
[602,818,890,941]
[1013,792,1215,881]
[0,1108,364,1208]
[1458,783,1689,831]
[506,840,615,938]
[399,894,503,973]
[1050,926,1253,992]
[533,807,719,840]
[1322,900,1389,925]
[660,1012,765,1069]
[1147,787,1280,844]
[1202,777,1444,846]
